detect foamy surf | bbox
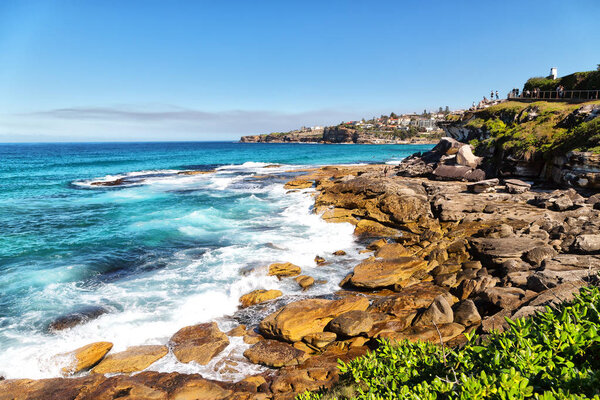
[0,161,366,380]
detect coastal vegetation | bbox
[298,286,600,400]
[524,69,600,91]
[454,100,600,158]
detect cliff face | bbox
[441,101,600,189]
[322,126,357,143]
[240,130,323,143]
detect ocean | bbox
[0,141,432,380]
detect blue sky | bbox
[0,0,598,142]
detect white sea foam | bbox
[0,163,366,380]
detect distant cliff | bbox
[241,126,440,144]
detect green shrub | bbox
[297,286,600,400]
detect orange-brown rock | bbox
[354,219,400,238]
[295,275,315,290]
[368,283,449,317]
[61,341,113,375]
[333,250,346,256]
[239,289,283,308]
[327,310,373,337]
[374,243,412,259]
[303,332,337,349]
[243,340,308,368]
[284,179,313,189]
[368,312,417,338]
[267,262,301,278]
[347,257,428,289]
[379,322,465,344]
[91,345,168,374]
[0,372,238,400]
[259,296,369,342]
[169,322,229,365]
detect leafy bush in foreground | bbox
[298,286,600,400]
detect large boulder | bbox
[259,296,369,342]
[368,283,450,317]
[239,289,282,308]
[413,295,453,326]
[456,145,482,168]
[327,310,373,337]
[505,179,531,194]
[243,340,308,368]
[467,179,499,194]
[432,165,485,182]
[169,322,229,364]
[453,299,481,326]
[91,345,168,374]
[61,342,113,375]
[573,234,600,253]
[469,237,546,259]
[347,257,428,289]
[268,262,301,278]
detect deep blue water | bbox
[0,141,432,379]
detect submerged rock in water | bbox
[48,305,109,332]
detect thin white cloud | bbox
[1,105,364,142]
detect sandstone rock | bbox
[467,178,499,194]
[295,275,315,290]
[528,282,584,308]
[374,243,412,259]
[379,323,465,344]
[227,325,247,337]
[414,295,453,326]
[169,322,229,365]
[333,250,346,256]
[368,283,450,317]
[91,345,168,374]
[470,237,545,259]
[481,310,511,333]
[259,296,369,342]
[479,286,527,311]
[347,257,428,289]
[573,234,600,253]
[453,299,481,326]
[284,179,313,189]
[368,313,417,338]
[367,238,388,250]
[303,332,337,348]
[354,219,400,237]
[456,145,482,168]
[327,311,373,337]
[243,340,308,368]
[531,189,585,211]
[239,289,283,308]
[314,256,326,264]
[61,342,113,375]
[432,165,485,182]
[524,246,558,266]
[268,262,301,278]
[505,179,531,194]
[48,305,108,332]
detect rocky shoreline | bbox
[2,151,600,399]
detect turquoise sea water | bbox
[0,141,432,379]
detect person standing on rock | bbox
[495,90,499,100]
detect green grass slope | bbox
[463,101,600,160]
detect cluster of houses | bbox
[341,112,446,132]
